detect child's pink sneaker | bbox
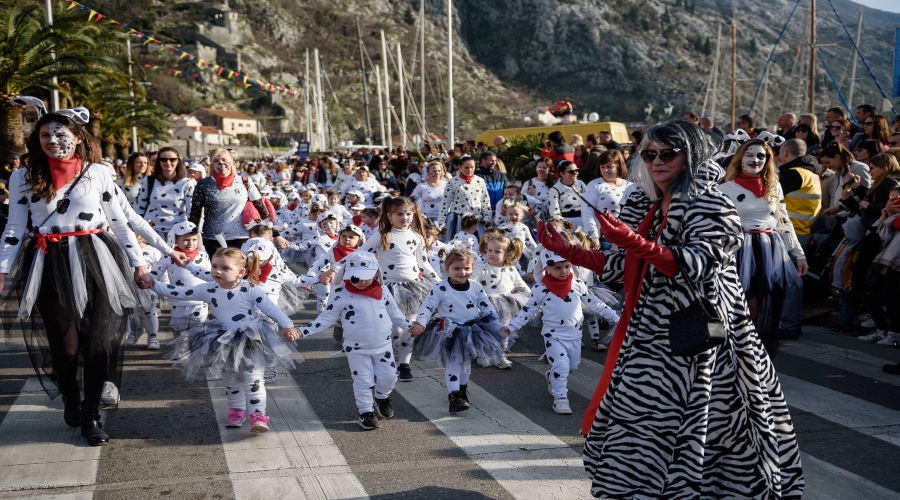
[225,408,245,428]
[249,413,270,434]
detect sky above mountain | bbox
[852,0,900,13]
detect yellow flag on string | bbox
[174,71,182,77]
[87,10,97,22]
[179,52,188,60]
[226,70,234,79]
[152,66,160,70]
[66,2,79,11]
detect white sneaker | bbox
[264,367,277,383]
[552,398,572,414]
[496,357,513,370]
[858,330,887,343]
[861,318,877,328]
[100,381,120,406]
[147,336,160,350]
[857,313,872,322]
[877,333,900,346]
[125,332,137,346]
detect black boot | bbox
[81,403,109,446]
[459,384,470,405]
[60,384,82,428]
[448,391,470,413]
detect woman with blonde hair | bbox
[719,137,806,354]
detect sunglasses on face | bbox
[640,148,683,163]
[159,157,179,163]
[828,125,844,131]
[562,169,579,174]
[863,122,875,127]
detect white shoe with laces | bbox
[125,332,137,347]
[496,357,513,370]
[877,332,900,346]
[147,336,160,350]
[861,318,877,329]
[552,398,572,415]
[858,329,887,343]
[100,381,120,406]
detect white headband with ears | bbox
[755,131,785,148]
[10,96,90,124]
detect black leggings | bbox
[865,269,900,332]
[34,261,108,404]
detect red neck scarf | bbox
[287,203,298,211]
[734,172,765,198]
[326,234,338,240]
[212,171,235,190]
[333,244,355,262]
[459,172,475,184]
[48,155,82,191]
[255,262,273,283]
[543,273,573,299]
[344,279,382,300]
[352,215,363,226]
[174,246,199,263]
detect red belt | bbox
[35,228,104,254]
[745,228,774,234]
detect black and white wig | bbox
[630,120,720,202]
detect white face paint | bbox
[741,144,767,176]
[40,122,80,160]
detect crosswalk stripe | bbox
[780,340,900,387]
[207,374,370,500]
[0,378,100,496]
[395,361,593,500]
[515,353,900,498]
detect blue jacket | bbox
[475,167,507,212]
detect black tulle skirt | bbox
[412,315,507,367]
[0,232,139,398]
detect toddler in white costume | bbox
[298,251,412,430]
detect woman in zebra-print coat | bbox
[540,121,804,499]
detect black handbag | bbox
[667,262,727,357]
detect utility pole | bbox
[44,0,59,111]
[305,49,312,146]
[847,10,863,109]
[314,49,326,151]
[381,31,393,152]
[126,37,138,153]
[447,0,454,147]
[808,0,816,114]
[356,18,372,144]
[730,24,736,131]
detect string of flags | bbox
[59,0,299,97]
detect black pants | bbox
[203,238,248,259]
[865,269,900,332]
[34,253,108,404]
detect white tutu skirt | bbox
[385,278,436,318]
[278,284,307,316]
[413,315,506,367]
[486,291,529,349]
[165,318,304,382]
[737,232,803,294]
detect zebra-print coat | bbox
[581,173,804,499]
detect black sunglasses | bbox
[562,169,579,174]
[640,148,682,163]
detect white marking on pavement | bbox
[779,340,900,387]
[517,353,900,497]
[394,362,592,500]
[0,378,99,497]
[207,374,369,500]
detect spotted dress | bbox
[579,169,804,498]
[136,176,195,239]
[437,175,492,243]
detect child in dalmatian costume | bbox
[149,222,210,339]
[297,251,411,430]
[150,247,302,434]
[504,249,619,415]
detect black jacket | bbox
[779,155,821,195]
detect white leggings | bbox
[224,366,266,415]
[128,296,159,336]
[545,338,581,400]
[445,357,472,393]
[347,349,399,414]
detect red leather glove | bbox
[537,221,606,275]
[595,211,679,276]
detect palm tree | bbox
[0,3,128,165]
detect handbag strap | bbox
[31,161,91,233]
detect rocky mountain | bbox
[95,0,899,141]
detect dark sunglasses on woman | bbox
[640,148,682,163]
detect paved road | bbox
[1,301,899,500]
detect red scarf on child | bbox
[344,279,382,300]
[459,172,475,184]
[543,273,573,299]
[173,246,199,263]
[333,244,355,262]
[48,155,82,191]
[734,172,765,198]
[212,171,235,190]
[256,262,273,282]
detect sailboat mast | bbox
[398,43,407,147]
[356,17,372,144]
[420,0,427,142]
[847,10,863,109]
[730,24,736,131]
[381,30,393,153]
[808,0,816,114]
[447,0,454,147]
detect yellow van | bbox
[474,122,630,146]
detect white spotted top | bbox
[548,180,586,219]
[410,181,446,219]
[719,181,804,259]
[300,286,410,351]
[471,263,529,295]
[581,178,634,239]
[436,176,492,226]
[136,176,195,237]
[353,228,439,284]
[416,279,498,325]
[152,280,293,329]
[507,278,619,340]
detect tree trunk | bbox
[101,138,117,160]
[115,142,128,160]
[0,99,26,165]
